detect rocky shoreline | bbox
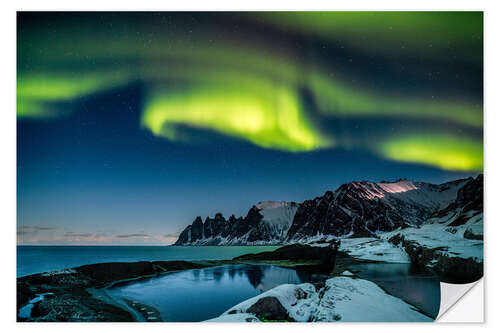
[17,237,481,322]
[17,260,216,321]
[17,244,344,322]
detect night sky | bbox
[17,12,483,245]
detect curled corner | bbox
[436,279,484,322]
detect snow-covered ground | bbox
[206,276,432,322]
[381,215,483,263]
[339,238,410,263]
[309,209,483,265]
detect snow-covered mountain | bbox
[174,201,298,245]
[256,201,298,240]
[285,177,469,242]
[174,176,482,246]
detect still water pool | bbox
[349,263,441,318]
[107,264,325,322]
[107,262,440,322]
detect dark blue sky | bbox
[17,12,482,244]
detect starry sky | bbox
[17,12,483,245]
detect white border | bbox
[2,0,498,332]
[438,280,484,322]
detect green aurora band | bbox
[17,71,134,117]
[142,86,332,152]
[378,134,483,171]
[17,12,483,171]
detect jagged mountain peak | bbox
[174,175,481,245]
[174,200,298,245]
[285,176,475,242]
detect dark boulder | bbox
[464,228,483,240]
[246,296,293,321]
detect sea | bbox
[16,245,280,277]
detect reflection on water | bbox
[107,264,325,322]
[349,263,441,319]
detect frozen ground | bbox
[381,216,483,263]
[310,210,483,265]
[207,276,432,322]
[338,237,410,263]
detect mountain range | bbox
[174,175,483,246]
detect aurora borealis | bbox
[17,12,483,244]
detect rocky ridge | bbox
[175,201,298,245]
[175,176,480,245]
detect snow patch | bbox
[381,215,483,263]
[340,238,411,263]
[209,277,432,322]
[376,180,419,194]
